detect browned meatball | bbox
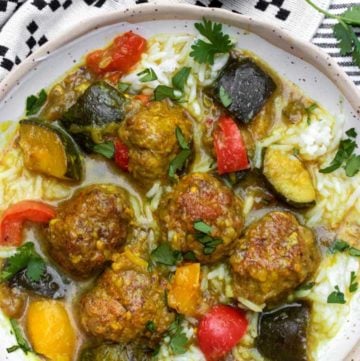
[47,184,134,279]
[79,252,174,346]
[230,211,320,305]
[158,172,244,263]
[118,101,192,185]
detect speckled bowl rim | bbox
[0,3,359,360]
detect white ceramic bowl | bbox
[0,4,359,361]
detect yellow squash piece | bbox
[26,300,76,361]
[168,263,201,317]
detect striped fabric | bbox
[313,0,360,86]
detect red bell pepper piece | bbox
[213,116,249,175]
[114,140,129,172]
[0,201,56,246]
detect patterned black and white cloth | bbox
[0,0,359,86]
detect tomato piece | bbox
[114,140,129,172]
[0,201,56,246]
[198,304,248,361]
[214,116,249,175]
[85,32,147,75]
[134,94,151,105]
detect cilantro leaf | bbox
[329,239,350,253]
[334,23,353,55]
[118,82,131,92]
[306,103,317,125]
[219,86,232,108]
[297,282,315,291]
[154,85,182,101]
[350,27,360,67]
[327,285,346,304]
[8,319,32,354]
[145,320,157,332]
[93,142,115,159]
[346,128,357,138]
[190,18,234,64]
[137,68,158,82]
[345,154,360,177]
[183,251,197,261]
[172,67,191,91]
[349,247,360,257]
[170,329,188,354]
[193,220,222,255]
[151,243,182,266]
[349,271,358,293]
[26,89,47,116]
[175,126,189,150]
[193,220,212,234]
[168,149,191,178]
[341,6,360,26]
[26,258,46,282]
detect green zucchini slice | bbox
[19,118,84,181]
[263,147,316,207]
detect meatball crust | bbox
[158,172,244,263]
[118,101,192,185]
[47,184,134,279]
[230,211,320,305]
[79,253,174,346]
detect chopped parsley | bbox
[172,67,191,91]
[319,133,358,176]
[168,315,188,355]
[25,89,47,116]
[349,247,360,257]
[305,103,317,125]
[145,320,157,332]
[190,18,234,65]
[0,242,46,283]
[329,239,360,258]
[305,1,360,67]
[93,141,115,159]
[193,219,223,255]
[175,126,190,150]
[117,82,131,92]
[219,85,232,108]
[154,85,182,101]
[168,127,191,178]
[349,271,358,293]
[327,285,346,304]
[346,128,357,138]
[150,243,182,266]
[297,282,315,291]
[138,68,158,82]
[6,319,32,354]
[183,251,197,261]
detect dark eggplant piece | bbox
[211,57,276,123]
[78,343,152,361]
[61,81,126,150]
[256,302,310,361]
[8,265,68,299]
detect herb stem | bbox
[304,0,340,21]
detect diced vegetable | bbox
[62,81,127,151]
[210,57,276,123]
[19,118,84,181]
[213,116,249,174]
[79,343,151,361]
[0,201,56,246]
[9,265,67,299]
[114,139,129,171]
[86,31,147,75]
[26,300,76,361]
[256,302,310,361]
[197,305,248,361]
[263,147,316,207]
[168,263,201,316]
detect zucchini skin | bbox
[19,118,84,181]
[210,57,276,124]
[256,302,310,361]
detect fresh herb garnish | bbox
[172,67,191,91]
[320,134,357,175]
[175,126,189,150]
[183,251,198,261]
[93,141,115,159]
[151,243,182,266]
[190,18,234,65]
[305,1,360,67]
[306,103,317,125]
[349,247,360,257]
[138,68,158,82]
[292,148,300,157]
[329,239,350,253]
[169,127,191,178]
[297,282,315,291]
[219,86,232,108]
[345,154,360,177]
[349,271,358,293]
[118,82,131,92]
[168,315,188,355]
[346,128,357,138]
[145,320,157,332]
[26,89,47,116]
[154,85,182,101]
[7,319,32,354]
[327,285,346,304]
[0,242,46,282]
[193,220,223,255]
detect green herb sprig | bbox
[26,89,47,116]
[305,1,360,67]
[150,243,182,266]
[349,271,358,293]
[193,219,223,255]
[138,68,158,82]
[168,315,189,355]
[329,239,360,257]
[190,18,234,64]
[168,126,191,178]
[327,285,346,304]
[93,141,115,159]
[6,319,32,354]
